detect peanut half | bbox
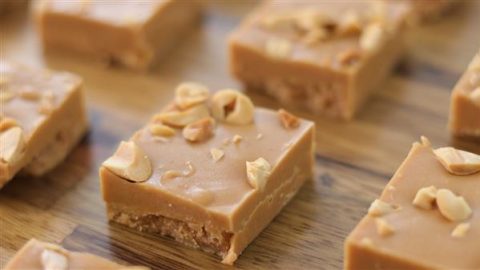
[153,104,210,128]
[434,147,480,176]
[182,117,215,143]
[451,222,471,238]
[175,82,210,109]
[412,186,437,210]
[41,248,68,270]
[278,109,300,129]
[436,189,472,222]
[368,199,398,217]
[0,126,24,163]
[211,89,255,125]
[103,141,152,183]
[360,23,384,52]
[246,157,272,191]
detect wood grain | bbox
[1,1,480,269]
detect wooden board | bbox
[1,1,480,269]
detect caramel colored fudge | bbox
[345,137,480,269]
[4,239,148,269]
[228,0,408,120]
[34,0,202,70]
[399,0,456,22]
[0,0,28,15]
[449,51,480,137]
[100,83,315,264]
[0,61,88,188]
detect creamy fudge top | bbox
[460,51,480,106]
[36,0,169,26]
[0,61,82,162]
[230,0,408,71]
[348,138,480,269]
[4,239,147,269]
[102,83,314,228]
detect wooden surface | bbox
[1,1,480,269]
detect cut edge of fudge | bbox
[33,0,203,70]
[228,1,408,120]
[0,61,88,187]
[449,51,480,137]
[100,83,315,265]
[344,137,480,269]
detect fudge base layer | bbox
[107,204,233,257]
[230,32,404,121]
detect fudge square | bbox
[34,0,202,70]
[397,0,457,22]
[345,137,480,269]
[100,83,315,264]
[4,238,148,269]
[0,61,88,188]
[449,50,480,137]
[228,0,408,120]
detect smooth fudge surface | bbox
[345,138,480,269]
[449,50,480,137]
[0,60,87,187]
[100,85,315,264]
[35,0,202,70]
[4,238,148,269]
[229,0,408,119]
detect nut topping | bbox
[41,248,68,270]
[413,186,437,210]
[451,222,471,238]
[182,117,215,143]
[368,199,398,217]
[278,109,300,129]
[436,189,472,222]
[470,87,480,106]
[0,126,24,163]
[0,90,15,103]
[375,218,395,237]
[161,161,195,181]
[211,90,255,125]
[434,147,480,175]
[154,104,210,128]
[0,117,18,132]
[210,148,224,162]
[265,38,292,59]
[103,141,152,183]
[337,48,362,67]
[19,88,41,101]
[175,82,210,109]
[246,157,272,191]
[360,23,384,52]
[186,186,214,206]
[149,123,176,138]
[232,134,243,144]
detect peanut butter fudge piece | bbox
[0,61,88,188]
[345,137,480,269]
[449,50,480,137]
[399,0,456,22]
[4,238,148,269]
[34,0,202,70]
[228,0,408,120]
[100,83,315,265]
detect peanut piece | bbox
[149,123,176,138]
[0,126,24,163]
[232,134,243,144]
[360,23,384,52]
[451,222,471,238]
[154,104,210,128]
[0,117,18,132]
[375,218,395,237]
[339,10,362,35]
[246,157,272,191]
[265,38,292,59]
[337,48,362,66]
[434,147,480,175]
[210,148,224,162]
[103,141,152,183]
[436,189,472,222]
[278,109,300,129]
[175,82,210,109]
[368,199,398,217]
[413,186,437,210]
[211,90,255,125]
[19,88,41,101]
[182,117,215,143]
[41,249,68,270]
